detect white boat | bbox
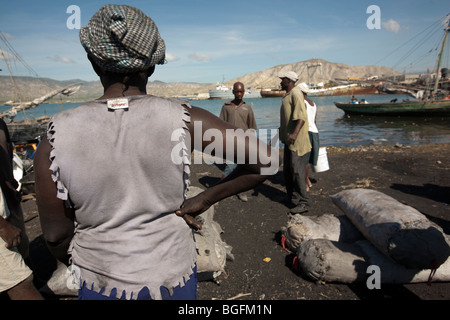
[208,82,261,99]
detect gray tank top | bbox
[47,95,196,299]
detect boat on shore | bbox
[335,15,450,117]
[334,99,450,116]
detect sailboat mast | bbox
[433,18,450,98]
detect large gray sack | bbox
[297,238,450,284]
[331,188,450,269]
[281,213,363,253]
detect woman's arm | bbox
[176,106,279,228]
[34,135,75,265]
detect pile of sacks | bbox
[281,188,450,284]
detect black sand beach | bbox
[11,143,450,300]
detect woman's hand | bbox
[175,193,212,230]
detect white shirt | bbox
[0,189,10,219]
[305,100,319,133]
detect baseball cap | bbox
[279,71,298,82]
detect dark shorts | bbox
[308,132,320,166]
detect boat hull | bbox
[308,85,378,97]
[6,116,50,143]
[260,90,286,98]
[334,100,450,116]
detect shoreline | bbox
[324,142,450,153]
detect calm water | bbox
[2,93,450,147]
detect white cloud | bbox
[1,32,14,40]
[382,19,400,33]
[165,52,179,62]
[0,49,18,60]
[48,55,76,64]
[188,53,211,62]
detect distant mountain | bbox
[0,59,401,103]
[0,76,101,104]
[226,58,402,89]
[0,76,211,104]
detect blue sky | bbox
[0,0,449,83]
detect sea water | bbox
[191,94,450,147]
[2,93,449,148]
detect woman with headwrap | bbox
[34,4,275,300]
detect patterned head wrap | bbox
[80,4,166,73]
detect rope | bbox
[281,234,291,253]
[373,14,450,73]
[292,256,299,272]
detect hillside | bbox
[0,58,401,103]
[228,58,401,89]
[0,76,210,104]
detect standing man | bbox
[279,72,311,213]
[219,82,258,202]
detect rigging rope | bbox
[0,31,39,78]
[373,14,450,73]
[0,30,58,120]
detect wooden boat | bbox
[6,116,50,143]
[307,84,378,97]
[335,16,450,117]
[260,89,286,97]
[334,99,450,116]
[261,84,378,98]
